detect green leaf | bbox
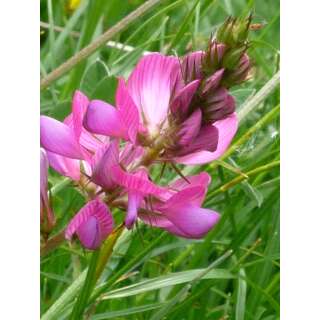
[91,303,165,320]
[101,268,234,300]
[90,75,118,104]
[235,268,247,320]
[79,59,110,97]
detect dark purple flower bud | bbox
[227,53,251,84]
[202,42,226,75]
[202,69,225,95]
[181,51,204,83]
[202,87,235,123]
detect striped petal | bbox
[127,53,180,131]
[40,115,84,159]
[65,199,114,250]
[116,78,139,143]
[174,113,238,164]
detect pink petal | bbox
[175,124,219,157]
[158,172,211,202]
[65,199,114,250]
[91,141,119,190]
[112,165,163,196]
[46,151,80,181]
[139,212,191,238]
[71,90,90,141]
[171,172,211,191]
[116,78,139,143]
[163,205,220,239]
[120,143,144,167]
[181,51,204,82]
[170,80,200,114]
[126,191,142,229]
[83,100,128,139]
[162,186,207,208]
[174,113,238,164]
[40,115,84,159]
[127,53,180,130]
[177,109,202,146]
[40,149,55,227]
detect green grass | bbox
[40,0,280,319]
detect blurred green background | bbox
[40,0,280,319]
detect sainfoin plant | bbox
[40,11,278,319]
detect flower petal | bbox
[112,165,163,196]
[176,113,238,165]
[84,100,128,139]
[126,191,142,229]
[170,80,200,114]
[163,205,220,239]
[162,186,207,208]
[40,115,84,159]
[116,78,139,143]
[65,199,114,250]
[46,151,80,181]
[175,124,219,157]
[174,113,238,164]
[71,90,90,141]
[127,53,180,130]
[177,109,202,146]
[91,141,119,190]
[40,149,54,227]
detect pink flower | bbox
[40,148,55,232]
[40,91,107,181]
[83,53,238,165]
[65,199,114,250]
[133,172,220,239]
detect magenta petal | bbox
[116,78,139,143]
[171,80,200,114]
[112,165,163,196]
[181,51,204,82]
[176,124,218,157]
[41,116,84,159]
[127,53,180,129]
[120,143,144,167]
[46,151,80,181]
[65,199,114,250]
[139,213,190,238]
[174,113,238,164]
[163,186,207,208]
[177,109,202,146]
[171,172,211,191]
[84,100,128,139]
[91,141,119,190]
[164,205,220,239]
[71,90,90,140]
[126,191,142,229]
[40,149,55,227]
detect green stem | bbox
[209,160,280,198]
[70,249,100,320]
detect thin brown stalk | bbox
[40,0,164,90]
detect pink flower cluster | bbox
[40,46,250,250]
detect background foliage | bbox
[40,0,280,319]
